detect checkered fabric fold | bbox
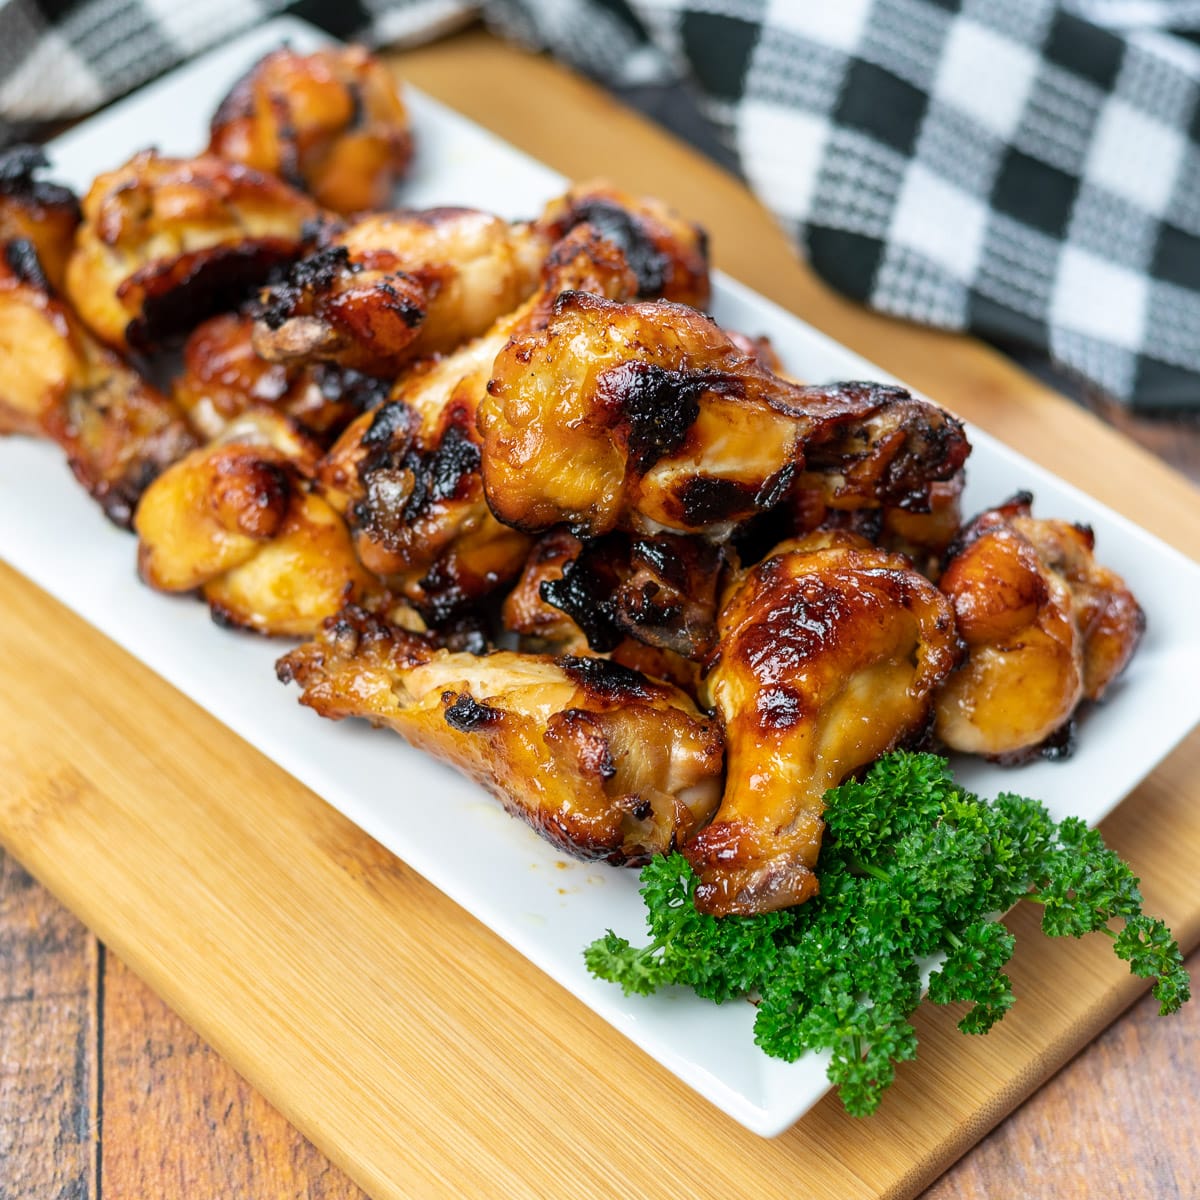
[2,0,1198,408]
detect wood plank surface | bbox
[2,28,1200,1200]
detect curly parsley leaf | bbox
[584,752,1190,1117]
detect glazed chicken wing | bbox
[134,409,374,635]
[316,226,639,618]
[174,312,389,441]
[65,151,317,351]
[252,179,710,377]
[277,607,723,863]
[0,242,196,523]
[478,293,969,539]
[0,146,80,291]
[209,45,413,215]
[934,494,1144,761]
[684,532,961,916]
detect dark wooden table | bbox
[3,30,1200,1200]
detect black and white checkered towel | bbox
[2,0,1198,409]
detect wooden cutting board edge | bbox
[2,28,1198,1200]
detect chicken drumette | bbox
[934,494,1144,761]
[65,151,317,351]
[278,607,724,864]
[684,532,961,916]
[208,45,413,215]
[478,293,969,539]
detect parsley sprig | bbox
[584,752,1190,1116]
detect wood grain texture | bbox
[925,950,1200,1200]
[100,953,366,1200]
[0,850,97,1200]
[1,28,1199,1200]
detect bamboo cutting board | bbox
[2,30,1200,1200]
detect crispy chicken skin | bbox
[685,532,961,916]
[252,180,709,376]
[0,242,196,523]
[934,494,1144,761]
[134,409,373,635]
[0,146,81,291]
[277,607,724,863]
[65,151,317,351]
[502,529,703,693]
[209,45,413,215]
[478,292,969,539]
[317,226,639,618]
[175,312,389,441]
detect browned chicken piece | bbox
[934,494,1144,761]
[208,45,413,215]
[502,530,702,693]
[174,312,389,441]
[684,531,961,916]
[0,146,80,291]
[253,179,709,377]
[317,226,639,619]
[65,151,318,351]
[533,179,710,309]
[789,469,966,579]
[134,409,374,635]
[478,293,969,539]
[252,207,549,375]
[277,607,724,863]
[0,243,196,523]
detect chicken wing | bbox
[316,226,639,618]
[252,179,709,376]
[478,292,969,539]
[277,607,724,863]
[209,45,413,215]
[0,145,80,291]
[174,312,389,441]
[684,532,961,915]
[65,151,317,351]
[134,409,374,635]
[934,494,1144,761]
[0,242,196,523]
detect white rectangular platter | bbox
[2,18,1199,1137]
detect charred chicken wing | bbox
[277,607,723,863]
[65,151,317,351]
[253,180,709,377]
[684,532,961,916]
[0,145,80,290]
[0,242,196,523]
[209,45,413,215]
[934,494,1144,761]
[478,293,968,539]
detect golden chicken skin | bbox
[208,45,413,215]
[174,312,389,441]
[0,145,80,291]
[0,243,196,524]
[252,179,710,377]
[478,292,969,539]
[934,494,1144,761]
[317,226,640,619]
[277,606,724,864]
[134,409,374,636]
[684,531,961,916]
[65,151,317,351]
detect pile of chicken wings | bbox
[0,46,1144,917]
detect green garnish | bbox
[584,751,1190,1117]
